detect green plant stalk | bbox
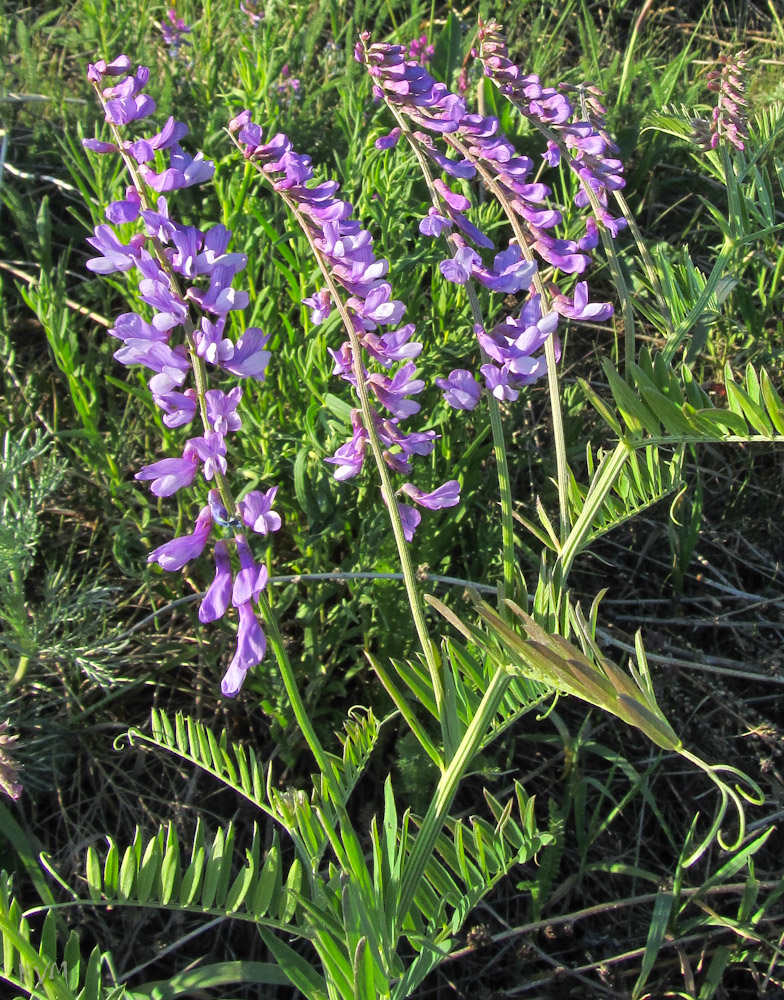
[386,106,518,604]
[395,663,511,930]
[265,181,444,717]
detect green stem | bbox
[396,664,511,930]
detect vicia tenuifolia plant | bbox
[16,24,776,1000]
[84,54,281,698]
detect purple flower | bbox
[184,431,227,481]
[436,369,481,410]
[375,127,402,150]
[148,505,213,571]
[141,144,215,192]
[206,386,243,435]
[400,480,461,509]
[135,453,199,496]
[222,327,271,380]
[232,536,268,606]
[325,411,368,480]
[195,316,234,365]
[187,261,249,315]
[397,502,421,542]
[200,539,232,623]
[367,361,424,418]
[552,281,613,322]
[439,246,480,284]
[303,288,332,325]
[238,488,282,536]
[85,225,144,273]
[481,363,519,402]
[419,208,453,237]
[220,602,267,698]
[154,388,198,427]
[105,186,141,224]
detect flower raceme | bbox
[356,32,613,408]
[84,56,280,698]
[230,113,459,540]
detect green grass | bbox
[1,0,784,997]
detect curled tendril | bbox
[679,748,765,867]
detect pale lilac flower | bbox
[238,488,282,536]
[436,369,481,410]
[135,453,199,496]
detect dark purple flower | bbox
[375,127,402,150]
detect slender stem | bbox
[257,591,339,797]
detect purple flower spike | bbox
[220,602,267,698]
[436,369,481,410]
[200,539,233,623]
[238,488,282,536]
[401,480,461,510]
[148,505,213,571]
[135,453,199,496]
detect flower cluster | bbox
[230,112,459,539]
[478,20,627,238]
[275,64,301,106]
[84,56,280,698]
[160,9,192,59]
[406,34,434,66]
[707,51,749,151]
[357,33,612,406]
